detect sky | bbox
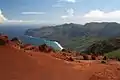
[0,0,120,24]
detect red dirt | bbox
[0,46,120,80]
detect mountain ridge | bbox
[25,22,120,51]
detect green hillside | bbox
[63,37,103,52]
[25,22,120,52]
[83,38,120,55]
[105,49,120,59]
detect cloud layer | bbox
[21,12,45,15]
[7,20,35,23]
[0,9,46,24]
[81,10,120,23]
[61,8,74,19]
[52,3,64,7]
[2,8,120,24]
[61,9,120,24]
[84,10,120,19]
[59,0,76,3]
[0,9,7,23]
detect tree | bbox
[0,39,6,45]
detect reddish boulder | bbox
[91,55,97,60]
[83,55,89,60]
[39,44,53,53]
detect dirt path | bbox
[0,46,120,80]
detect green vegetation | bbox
[83,38,120,55]
[0,39,6,45]
[63,37,103,52]
[105,49,120,59]
[25,22,120,53]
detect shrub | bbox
[116,57,120,61]
[103,56,107,60]
[91,55,96,60]
[62,49,67,52]
[68,57,74,61]
[39,44,54,53]
[11,37,22,45]
[101,60,106,64]
[83,55,89,60]
[11,37,19,41]
[0,39,6,45]
[118,58,120,61]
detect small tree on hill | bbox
[83,55,89,60]
[0,39,6,45]
[103,56,107,60]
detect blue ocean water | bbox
[19,36,63,50]
[0,25,63,50]
[0,25,30,39]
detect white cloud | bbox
[5,20,47,24]
[84,10,104,18]
[0,9,7,23]
[84,10,120,19]
[59,0,76,3]
[61,10,120,24]
[3,8,120,24]
[67,8,74,16]
[81,10,120,23]
[61,8,74,19]
[21,12,45,15]
[61,16,68,19]
[7,20,35,23]
[0,9,46,24]
[52,3,63,7]
[53,0,76,8]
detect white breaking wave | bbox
[54,41,64,50]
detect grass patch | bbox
[105,49,120,59]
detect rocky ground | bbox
[1,35,120,80]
